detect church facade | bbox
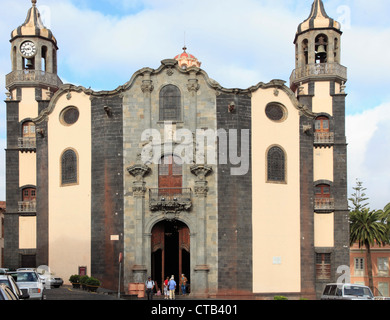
[4,0,349,299]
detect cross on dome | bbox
[174,46,201,69]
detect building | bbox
[0,202,5,268]
[350,243,390,297]
[4,0,349,299]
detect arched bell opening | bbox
[315,34,328,63]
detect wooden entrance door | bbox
[151,221,190,292]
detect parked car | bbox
[0,284,19,300]
[0,274,29,300]
[8,270,44,300]
[0,268,9,275]
[38,271,63,288]
[321,283,374,300]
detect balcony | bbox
[6,70,62,90]
[149,188,192,212]
[290,63,347,87]
[18,137,36,150]
[314,198,334,213]
[314,132,334,146]
[18,200,36,213]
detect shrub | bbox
[86,277,101,287]
[80,275,89,285]
[274,295,288,300]
[69,274,80,283]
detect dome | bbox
[174,47,201,69]
[296,0,341,36]
[11,0,57,45]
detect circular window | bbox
[60,107,79,126]
[265,103,287,122]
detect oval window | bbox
[265,103,287,122]
[60,106,79,126]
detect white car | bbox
[0,274,29,299]
[38,272,64,289]
[0,283,19,300]
[8,270,45,300]
[321,283,374,300]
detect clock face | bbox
[20,41,37,58]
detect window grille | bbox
[267,146,285,182]
[61,149,77,185]
[159,85,181,121]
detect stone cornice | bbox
[33,60,317,124]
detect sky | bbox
[0,0,389,210]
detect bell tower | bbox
[291,0,349,298]
[7,0,61,93]
[4,0,62,269]
[291,0,346,92]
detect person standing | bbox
[145,276,155,300]
[168,275,176,300]
[164,276,169,300]
[180,274,188,295]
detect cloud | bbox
[346,103,390,210]
[47,0,300,90]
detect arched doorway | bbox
[151,220,190,293]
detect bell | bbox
[25,59,34,69]
[316,45,326,55]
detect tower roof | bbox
[174,47,201,69]
[296,0,341,36]
[11,0,57,45]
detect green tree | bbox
[349,180,388,292]
[348,179,369,212]
[350,209,388,292]
[377,202,390,244]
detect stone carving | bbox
[187,79,200,94]
[190,164,212,180]
[127,160,150,182]
[141,80,154,93]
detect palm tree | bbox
[378,202,390,244]
[349,208,388,292]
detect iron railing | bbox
[149,188,192,212]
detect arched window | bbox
[41,46,48,72]
[61,149,78,185]
[315,116,330,133]
[314,183,334,212]
[22,187,36,202]
[159,85,181,121]
[315,184,331,199]
[302,39,309,65]
[22,121,36,138]
[267,146,286,183]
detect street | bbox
[44,285,121,300]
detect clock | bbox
[20,41,37,58]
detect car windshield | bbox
[0,279,11,287]
[344,286,373,298]
[15,272,38,282]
